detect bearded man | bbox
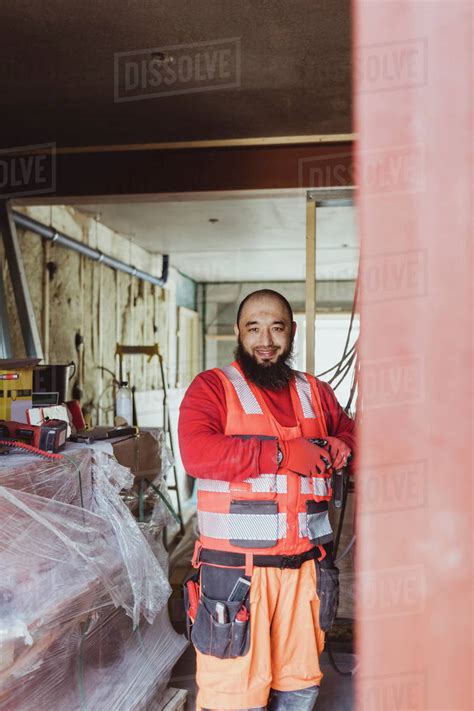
[178,289,355,711]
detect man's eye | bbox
[249,328,258,332]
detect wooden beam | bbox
[25,142,353,199]
[205,333,236,341]
[22,133,356,156]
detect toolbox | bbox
[0,358,38,423]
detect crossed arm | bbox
[178,370,356,482]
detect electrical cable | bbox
[315,271,359,382]
[342,265,360,410]
[327,276,359,379]
[62,453,85,510]
[345,353,359,414]
[330,349,357,389]
[327,459,357,676]
[144,477,181,525]
[334,534,356,565]
[329,327,355,381]
[0,440,64,460]
[315,343,356,379]
[324,267,360,678]
[96,365,120,386]
[332,352,357,392]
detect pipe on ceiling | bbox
[12,210,169,287]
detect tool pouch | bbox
[315,549,340,632]
[183,570,200,641]
[184,564,251,659]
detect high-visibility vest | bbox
[196,361,334,556]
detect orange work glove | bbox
[325,436,352,470]
[278,437,331,477]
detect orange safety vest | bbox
[196,361,334,556]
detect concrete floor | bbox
[169,624,355,711]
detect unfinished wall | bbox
[2,205,172,425]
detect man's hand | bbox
[325,436,351,470]
[278,437,331,477]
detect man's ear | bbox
[234,323,239,338]
[291,321,297,338]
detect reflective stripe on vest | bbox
[221,365,263,414]
[197,473,288,494]
[300,475,332,498]
[298,510,333,542]
[221,364,316,418]
[198,510,286,543]
[294,371,316,418]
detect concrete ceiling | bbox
[0,0,351,149]
[80,191,358,282]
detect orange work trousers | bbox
[196,559,325,710]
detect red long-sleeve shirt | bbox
[178,368,356,482]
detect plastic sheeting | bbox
[0,435,187,710]
[1,602,186,711]
[0,447,94,507]
[0,447,169,626]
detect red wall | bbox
[354,2,473,709]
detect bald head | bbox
[236,289,293,327]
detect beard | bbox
[235,337,295,391]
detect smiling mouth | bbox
[256,349,278,358]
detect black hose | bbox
[328,473,356,677]
[325,633,354,677]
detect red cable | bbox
[0,440,64,460]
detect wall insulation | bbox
[2,205,171,426]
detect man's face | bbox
[234,296,296,367]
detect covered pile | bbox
[0,438,186,710]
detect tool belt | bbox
[184,563,251,659]
[186,541,339,659]
[197,545,324,569]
